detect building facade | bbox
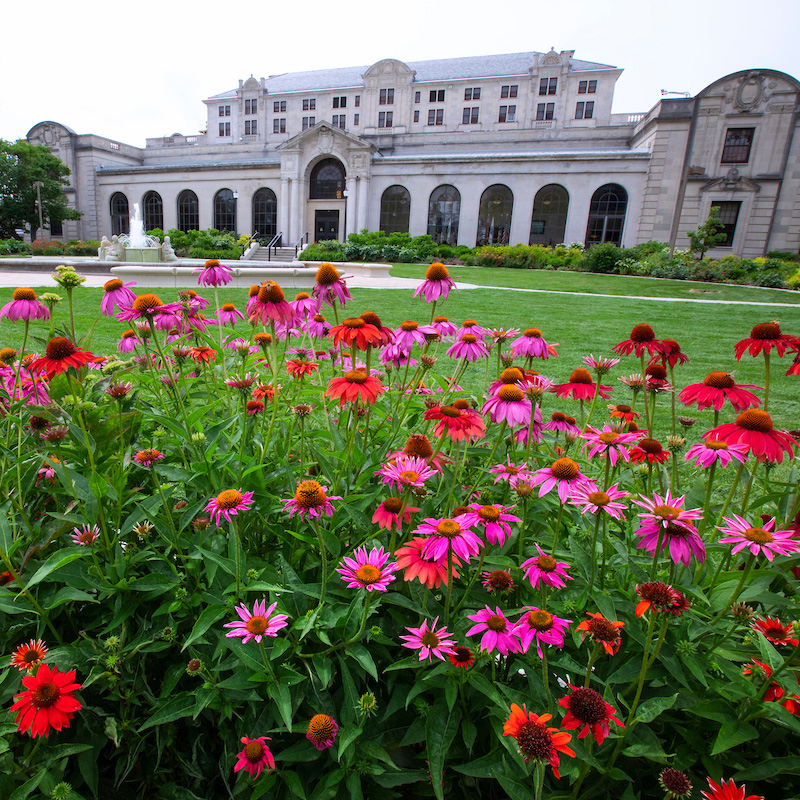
[26,51,800,257]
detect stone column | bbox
[357,176,370,231]
[345,177,356,239]
[297,179,308,244]
[279,178,290,245]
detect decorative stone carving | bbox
[318,128,333,154]
[162,235,178,262]
[104,235,123,262]
[541,48,561,66]
[724,72,771,112]
[98,236,112,260]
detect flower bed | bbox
[0,262,798,799]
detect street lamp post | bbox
[342,189,349,243]
[33,180,44,239]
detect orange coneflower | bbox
[502,704,574,777]
[324,371,384,405]
[11,639,48,672]
[29,338,94,379]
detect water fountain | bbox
[118,204,163,262]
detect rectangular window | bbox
[584,101,594,119]
[462,107,479,124]
[427,108,444,125]
[498,104,516,122]
[302,116,312,131]
[353,113,359,126]
[303,99,308,111]
[579,79,598,94]
[332,96,346,108]
[721,127,755,164]
[415,91,420,103]
[539,77,557,95]
[499,105,507,122]
[218,122,230,136]
[501,84,518,98]
[302,98,316,111]
[245,99,256,115]
[273,100,286,113]
[226,105,231,116]
[355,95,360,107]
[536,103,555,121]
[710,201,741,247]
[245,119,257,135]
[576,101,593,119]
[413,109,419,122]
[332,114,346,129]
[273,118,286,134]
[429,89,445,103]
[464,87,481,101]
[379,88,394,105]
[588,80,597,93]
[218,105,225,117]
[378,111,393,127]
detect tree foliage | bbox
[686,206,728,259]
[0,139,82,239]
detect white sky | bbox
[2,0,798,148]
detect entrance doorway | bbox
[315,210,339,242]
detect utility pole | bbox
[33,180,44,239]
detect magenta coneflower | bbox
[116,292,165,322]
[415,516,484,563]
[511,328,550,360]
[194,259,233,287]
[336,546,399,591]
[679,371,762,412]
[513,607,571,657]
[71,524,100,546]
[544,411,582,438]
[466,606,522,655]
[581,425,641,466]
[459,503,521,546]
[100,280,137,316]
[456,319,490,339]
[704,409,797,464]
[1,288,50,322]
[216,303,245,327]
[447,333,490,362]
[400,617,456,661]
[531,458,592,504]
[583,354,621,375]
[306,714,339,750]
[717,515,799,561]
[376,455,437,491]
[234,736,275,778]
[551,368,612,402]
[223,599,288,644]
[249,281,294,325]
[570,484,628,521]
[613,323,665,358]
[372,497,419,531]
[482,384,532,427]
[205,489,255,525]
[521,545,573,589]
[291,292,320,319]
[684,439,749,469]
[481,569,516,593]
[431,316,458,338]
[282,480,340,521]
[312,263,351,308]
[414,262,457,302]
[392,320,428,351]
[490,460,534,487]
[633,490,705,566]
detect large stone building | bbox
[26,50,800,257]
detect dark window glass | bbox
[473,87,481,100]
[462,107,470,124]
[177,190,199,232]
[310,158,346,199]
[253,188,277,238]
[378,111,393,127]
[143,191,163,231]
[245,120,258,134]
[529,184,568,246]
[465,88,472,101]
[476,184,513,245]
[428,109,435,126]
[548,78,557,95]
[584,101,594,119]
[354,95,360,107]
[413,110,419,122]
[214,188,236,234]
[585,183,627,246]
[427,184,460,245]
[499,105,507,123]
[588,80,597,93]
[429,90,436,103]
[273,119,286,133]
[536,104,545,121]
[578,81,587,94]
[539,78,548,95]
[354,114,359,126]
[507,105,516,122]
[501,85,509,98]
[576,102,584,119]
[218,105,225,116]
[710,202,741,247]
[50,217,63,236]
[273,100,286,113]
[110,192,129,236]
[721,128,755,164]
[510,85,518,98]
[414,91,420,103]
[379,185,411,234]
[471,107,479,124]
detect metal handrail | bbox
[294,232,308,258]
[240,231,259,256]
[266,232,282,261]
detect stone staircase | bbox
[247,246,298,263]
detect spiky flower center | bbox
[452,399,471,410]
[646,365,667,380]
[45,337,78,360]
[220,303,236,313]
[360,312,381,327]
[515,721,553,761]
[498,385,525,402]
[703,371,735,388]
[137,448,161,463]
[588,491,611,506]
[736,409,774,432]
[315,263,341,285]
[569,368,593,384]
[566,687,607,724]
[433,316,449,324]
[486,570,513,590]
[536,555,557,571]
[308,714,336,741]
[478,505,501,523]
[551,412,567,422]
[630,323,655,342]
[244,741,265,761]
[295,292,311,301]
[659,767,693,797]
[420,630,440,648]
[216,489,243,509]
[486,614,508,632]
[598,432,620,445]
[258,282,285,304]
[32,682,60,709]
[436,520,461,538]
[355,564,382,584]
[246,616,268,635]
[343,318,365,329]
[706,440,729,450]
[382,497,403,513]
[750,322,781,339]
[0,347,17,363]
[651,504,681,520]
[345,371,369,385]
[425,262,450,281]
[460,334,478,344]
[312,314,326,324]
[103,279,124,292]
[132,293,163,312]
[400,320,419,332]
[404,434,433,458]
[439,405,462,418]
[527,609,554,631]
[500,367,524,384]
[616,404,632,413]
[588,617,620,644]
[13,287,37,301]
[551,458,580,480]
[20,647,45,664]
[744,527,773,544]
[451,646,472,664]
[294,481,326,508]
[399,471,420,484]
[638,582,676,608]
[254,333,272,344]
[638,438,663,454]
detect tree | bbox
[686,206,728,260]
[0,139,82,240]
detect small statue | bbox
[162,235,178,262]
[98,236,112,260]
[106,235,123,262]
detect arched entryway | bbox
[585,184,627,247]
[308,157,347,242]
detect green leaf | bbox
[452,749,503,778]
[634,693,677,724]
[734,756,800,781]
[268,682,293,732]
[496,771,536,800]
[9,767,47,800]
[710,720,759,755]
[336,725,362,762]
[182,604,227,650]
[348,643,378,680]
[24,549,88,590]
[46,586,98,610]
[461,718,477,752]
[138,695,195,732]
[89,471,110,499]
[282,771,306,799]
[426,702,461,800]
[445,677,457,711]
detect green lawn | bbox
[390,263,800,305]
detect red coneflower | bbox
[608,403,639,422]
[329,318,383,350]
[286,358,319,378]
[634,582,683,617]
[630,438,670,464]
[424,404,486,441]
[134,448,165,467]
[372,496,419,532]
[649,338,689,369]
[325,371,384,405]
[700,776,764,800]
[29,338,94,378]
[751,616,799,647]
[558,686,624,745]
[395,537,461,588]
[734,321,795,360]
[704,408,797,464]
[679,371,762,413]
[10,663,82,737]
[190,346,217,365]
[449,646,474,669]
[11,639,48,671]
[551,368,612,402]
[613,323,665,358]
[658,767,693,799]
[502,704,574,777]
[576,612,624,655]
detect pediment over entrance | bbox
[276,121,376,179]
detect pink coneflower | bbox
[630,438,670,465]
[216,303,245,327]
[11,639,49,672]
[613,323,665,358]
[392,320,428,351]
[116,293,165,322]
[570,484,628,521]
[511,328,550,360]
[415,516,484,563]
[194,259,233,287]
[684,439,749,469]
[482,384,532,427]
[134,448,165,467]
[282,480,340,521]
[376,454,437,491]
[312,263,351,308]
[117,330,142,353]
[1,288,50,321]
[490,460,534,487]
[307,314,330,339]
[633,490,705,566]
[306,714,339,750]
[679,371,763,413]
[531,458,592,504]
[466,606,522,655]
[431,316,458,338]
[490,328,521,345]
[205,489,255,525]
[447,333,490,362]
[456,319,490,339]
[225,374,258,393]
[583,354,621,376]
[100,280,136,316]
[372,497,419,531]
[336,546,399,591]
[234,736,275,778]
[734,321,796,360]
[521,545,573,589]
[482,569,516,593]
[581,425,641,466]
[291,291,320,319]
[512,404,544,446]
[249,281,294,325]
[558,686,624,746]
[325,371,385,406]
[551,368,612,402]
[401,617,457,661]
[424,404,486,441]
[717,515,799,561]
[544,411,582,438]
[414,262,457,302]
[704,409,797,464]
[459,503,521,546]
[395,537,461,588]
[71,524,100,546]
[513,607,571,658]
[223,599,288,644]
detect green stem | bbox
[313,519,329,608]
[763,351,771,412]
[587,513,602,594]
[710,552,755,625]
[583,643,602,688]
[444,542,455,623]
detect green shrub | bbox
[29,239,65,255]
[649,260,691,279]
[581,241,624,273]
[788,267,800,289]
[186,247,240,260]
[0,239,30,255]
[767,250,800,262]
[64,241,101,256]
[752,270,788,289]
[299,242,347,261]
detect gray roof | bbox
[206,51,618,99]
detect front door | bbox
[315,210,339,242]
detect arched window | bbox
[253,188,277,239]
[379,185,410,234]
[142,191,163,232]
[530,184,569,246]
[214,189,236,233]
[177,190,199,232]
[310,158,345,199]
[585,184,628,247]
[427,185,460,245]
[476,185,513,245]
[110,192,129,236]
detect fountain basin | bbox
[123,247,163,262]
